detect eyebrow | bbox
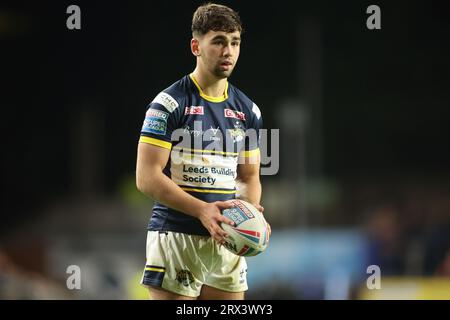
[211,35,241,42]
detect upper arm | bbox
[236,153,261,182]
[137,90,181,184]
[136,142,171,186]
[237,100,263,182]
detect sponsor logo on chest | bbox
[224,108,246,121]
[185,106,204,115]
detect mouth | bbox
[219,61,233,70]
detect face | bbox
[193,30,241,79]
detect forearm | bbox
[236,177,262,205]
[137,171,206,219]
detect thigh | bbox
[148,285,196,300]
[198,285,244,300]
[204,244,248,294]
[140,231,205,298]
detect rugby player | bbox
[136,3,269,300]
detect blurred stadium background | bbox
[2,0,449,299]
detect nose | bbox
[222,44,232,57]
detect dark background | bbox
[3,0,449,231]
[1,0,450,299]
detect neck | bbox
[191,67,227,98]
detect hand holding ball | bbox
[221,200,270,256]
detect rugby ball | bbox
[221,199,269,257]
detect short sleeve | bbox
[241,102,263,157]
[139,91,181,150]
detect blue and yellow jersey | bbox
[139,74,263,235]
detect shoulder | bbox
[228,83,262,121]
[150,75,191,113]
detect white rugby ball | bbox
[221,199,269,257]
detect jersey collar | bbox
[189,74,229,103]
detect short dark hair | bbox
[191,3,243,37]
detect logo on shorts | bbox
[239,268,247,284]
[175,269,194,287]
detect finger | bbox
[216,224,229,238]
[210,230,223,243]
[266,222,271,234]
[255,204,264,213]
[218,215,235,226]
[215,200,236,210]
[215,224,231,242]
[215,234,226,244]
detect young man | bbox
[136,3,268,300]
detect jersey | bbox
[139,74,263,236]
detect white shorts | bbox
[141,231,248,297]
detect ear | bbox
[191,38,201,57]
